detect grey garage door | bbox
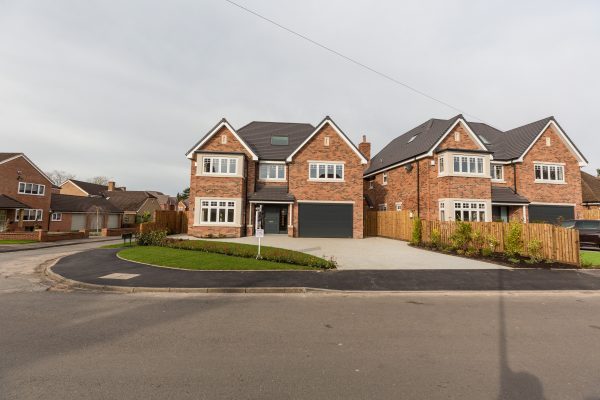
[298,203,353,238]
[529,205,574,224]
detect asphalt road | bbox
[2,291,600,400]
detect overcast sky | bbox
[1,0,598,195]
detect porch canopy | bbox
[0,194,30,209]
[491,186,530,205]
[248,184,295,204]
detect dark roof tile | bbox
[491,186,530,204]
[582,171,600,204]
[51,194,122,213]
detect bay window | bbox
[309,162,344,181]
[453,155,484,175]
[534,163,564,183]
[454,202,486,222]
[202,157,237,175]
[259,163,285,180]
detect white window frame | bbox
[199,200,236,225]
[378,203,387,211]
[369,179,374,189]
[395,202,403,211]
[491,164,504,181]
[17,182,45,196]
[221,134,227,144]
[324,136,330,146]
[453,201,486,222]
[439,202,446,221]
[438,156,445,174]
[452,155,484,175]
[534,163,565,184]
[51,212,62,221]
[308,162,344,181]
[382,172,388,185]
[15,209,43,221]
[202,156,238,176]
[259,163,286,181]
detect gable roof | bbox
[0,153,54,185]
[102,191,157,212]
[63,179,108,196]
[147,191,178,207]
[237,121,315,160]
[286,117,368,164]
[581,171,600,204]
[365,115,588,177]
[51,194,122,213]
[185,118,259,160]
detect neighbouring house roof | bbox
[0,194,30,209]
[236,121,315,160]
[491,186,530,204]
[102,191,157,212]
[0,152,54,184]
[147,191,178,207]
[582,171,600,204]
[65,179,109,196]
[365,115,587,177]
[51,194,122,213]
[248,184,295,203]
[0,153,22,163]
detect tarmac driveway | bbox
[173,235,507,270]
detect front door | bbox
[264,206,280,234]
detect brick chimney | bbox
[107,181,115,191]
[358,135,371,160]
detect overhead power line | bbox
[223,0,487,122]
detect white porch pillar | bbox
[522,205,527,223]
[288,203,293,227]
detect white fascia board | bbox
[286,118,368,164]
[185,120,259,161]
[426,118,489,157]
[517,120,587,166]
[363,155,426,179]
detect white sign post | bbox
[255,205,264,259]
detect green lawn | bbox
[101,243,137,249]
[581,251,600,268]
[117,246,320,270]
[0,239,37,245]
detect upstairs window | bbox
[18,182,45,195]
[534,163,564,183]
[271,136,289,146]
[259,163,285,180]
[453,155,484,175]
[202,157,237,175]
[309,162,343,181]
[491,164,503,181]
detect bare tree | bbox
[87,176,110,185]
[45,170,76,186]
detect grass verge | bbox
[0,239,38,244]
[117,246,321,270]
[101,243,137,249]
[581,251,600,268]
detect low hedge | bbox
[164,239,336,269]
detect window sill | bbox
[17,193,46,196]
[491,179,505,183]
[194,223,241,227]
[258,179,287,182]
[307,179,345,183]
[196,173,241,178]
[534,180,566,185]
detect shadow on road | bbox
[497,270,546,400]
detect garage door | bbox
[298,203,353,238]
[71,214,86,231]
[528,205,574,224]
[107,214,119,229]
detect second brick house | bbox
[185,117,368,238]
[364,115,588,224]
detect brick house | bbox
[0,153,53,232]
[49,194,123,232]
[364,115,588,224]
[185,117,368,238]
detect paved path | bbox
[171,235,506,270]
[51,249,600,291]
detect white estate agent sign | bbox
[255,228,264,238]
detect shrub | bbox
[430,229,441,249]
[527,239,543,264]
[504,222,523,259]
[487,235,500,253]
[136,212,152,224]
[137,229,167,246]
[410,216,422,245]
[164,239,336,269]
[450,221,472,252]
[471,231,485,253]
[481,247,492,257]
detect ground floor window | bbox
[454,202,486,222]
[439,202,446,221]
[378,203,387,211]
[200,200,235,223]
[51,212,62,221]
[15,209,43,221]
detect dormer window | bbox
[271,136,289,146]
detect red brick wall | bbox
[288,123,365,238]
[437,122,482,151]
[515,125,584,218]
[0,155,52,231]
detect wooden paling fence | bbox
[364,211,580,265]
[582,208,600,220]
[140,210,188,234]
